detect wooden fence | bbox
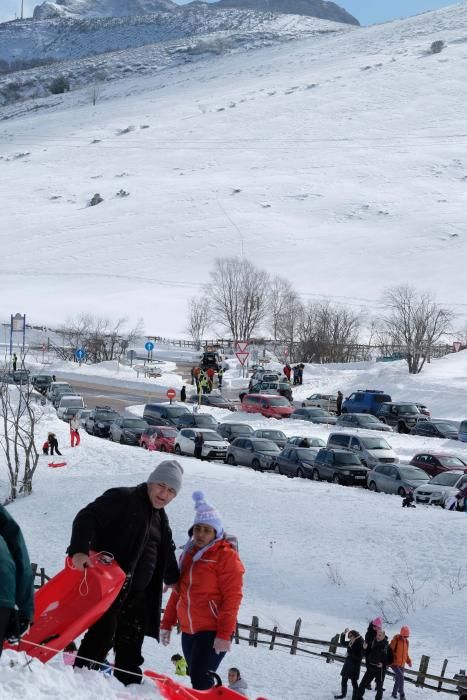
[31,565,466,696]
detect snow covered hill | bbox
[0,3,466,335]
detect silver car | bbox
[336,413,392,432]
[414,470,467,506]
[226,437,281,471]
[302,393,337,413]
[109,418,149,445]
[253,429,288,448]
[367,464,430,496]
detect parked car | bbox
[246,381,292,402]
[377,402,426,433]
[12,369,30,385]
[226,437,281,471]
[409,453,467,477]
[76,409,92,428]
[286,436,326,448]
[175,429,229,460]
[59,406,82,423]
[327,433,398,469]
[459,419,467,442]
[201,351,221,371]
[336,413,392,432]
[342,389,391,416]
[413,470,467,506]
[176,413,219,429]
[56,394,86,419]
[250,370,280,384]
[109,417,149,445]
[187,394,237,411]
[241,394,294,419]
[291,407,337,425]
[140,426,178,452]
[47,382,73,404]
[367,464,430,495]
[312,448,369,485]
[410,420,459,440]
[216,423,255,442]
[31,374,53,394]
[274,446,321,478]
[85,407,121,437]
[301,393,338,413]
[253,429,287,448]
[143,403,191,427]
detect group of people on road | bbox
[191,366,224,393]
[336,617,412,700]
[283,363,305,385]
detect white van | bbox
[56,394,86,419]
[327,432,398,468]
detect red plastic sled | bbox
[4,552,125,662]
[48,462,67,468]
[145,670,262,699]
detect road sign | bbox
[166,388,176,400]
[453,341,462,352]
[236,341,248,353]
[236,351,249,366]
[75,348,86,361]
[145,341,155,352]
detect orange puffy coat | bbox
[390,635,411,667]
[161,538,244,641]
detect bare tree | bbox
[380,285,453,373]
[297,302,361,363]
[187,296,210,349]
[0,362,43,503]
[58,314,144,364]
[267,277,304,361]
[207,257,269,340]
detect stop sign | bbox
[166,388,176,400]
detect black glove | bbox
[6,610,31,643]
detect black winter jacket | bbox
[340,633,364,680]
[367,636,391,668]
[67,483,179,639]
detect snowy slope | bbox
[0,3,466,335]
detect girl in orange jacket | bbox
[160,491,244,691]
[390,626,412,699]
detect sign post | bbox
[75,347,86,367]
[235,341,250,378]
[128,349,137,367]
[145,341,155,363]
[166,388,176,405]
[10,313,26,356]
[453,341,462,352]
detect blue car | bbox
[342,389,391,416]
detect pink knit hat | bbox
[400,626,410,637]
[372,617,383,629]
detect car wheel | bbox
[174,445,181,455]
[296,467,304,478]
[227,454,236,466]
[312,469,320,481]
[252,459,261,471]
[369,481,377,492]
[332,474,340,485]
[159,445,166,452]
[397,422,407,434]
[397,487,406,497]
[92,426,98,436]
[341,408,347,414]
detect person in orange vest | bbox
[160,491,244,691]
[389,626,412,699]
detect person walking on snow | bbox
[160,491,244,691]
[48,432,62,456]
[390,626,412,699]
[336,391,343,416]
[12,353,17,371]
[180,386,186,403]
[218,368,224,389]
[357,628,392,700]
[0,505,34,656]
[334,628,364,699]
[362,617,382,690]
[194,432,204,460]
[70,415,80,448]
[67,461,183,685]
[283,364,291,381]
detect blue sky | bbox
[339,1,457,25]
[0,0,459,23]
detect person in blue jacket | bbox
[0,505,34,656]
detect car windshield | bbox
[166,407,190,417]
[308,408,326,416]
[431,472,463,486]
[267,398,290,407]
[195,415,216,425]
[336,454,361,465]
[61,398,83,406]
[375,395,391,403]
[432,422,456,432]
[95,411,119,420]
[440,456,465,467]
[361,438,391,450]
[398,404,420,414]
[311,438,326,446]
[399,467,428,480]
[211,396,228,404]
[359,415,379,423]
[160,428,177,437]
[122,420,147,429]
[296,448,319,461]
[260,431,285,439]
[201,431,223,441]
[252,440,280,452]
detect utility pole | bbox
[21,0,24,20]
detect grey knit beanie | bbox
[147,460,184,494]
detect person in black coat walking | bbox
[67,460,183,685]
[335,628,364,699]
[47,432,62,456]
[336,391,343,416]
[180,386,186,403]
[357,629,392,700]
[194,432,204,460]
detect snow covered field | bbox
[1,352,467,699]
[1,3,467,335]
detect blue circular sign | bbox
[145,341,155,352]
[75,347,86,360]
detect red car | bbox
[409,452,467,477]
[241,394,294,419]
[140,426,177,452]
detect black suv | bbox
[85,406,121,437]
[31,374,53,394]
[176,413,219,429]
[143,403,191,427]
[217,423,255,443]
[312,448,369,486]
[201,352,220,371]
[377,402,425,433]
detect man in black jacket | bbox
[357,629,392,700]
[67,460,183,685]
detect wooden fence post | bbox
[249,616,259,648]
[327,634,340,663]
[234,624,240,645]
[416,655,430,687]
[437,659,448,692]
[290,618,302,655]
[269,626,278,651]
